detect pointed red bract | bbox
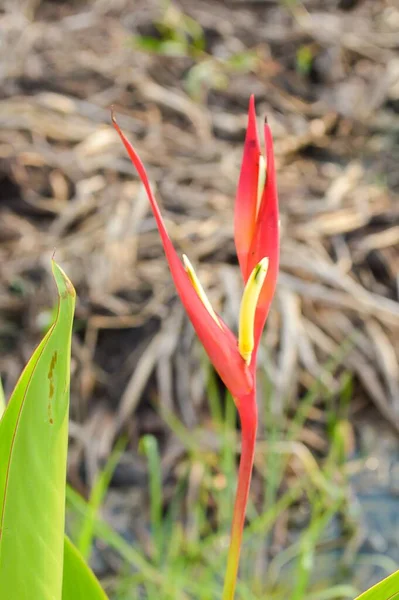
[112,114,253,398]
[234,95,261,283]
[248,122,279,351]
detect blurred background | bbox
[1,0,399,598]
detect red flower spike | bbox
[112,112,253,399]
[113,97,279,600]
[234,95,261,282]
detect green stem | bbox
[222,392,257,600]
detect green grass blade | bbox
[66,486,162,584]
[0,261,75,599]
[77,439,126,561]
[355,570,399,600]
[139,435,163,564]
[308,585,359,600]
[62,536,108,600]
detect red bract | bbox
[112,112,253,400]
[112,97,278,384]
[112,96,279,600]
[235,96,280,353]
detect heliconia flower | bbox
[235,96,280,353]
[112,97,278,387]
[112,95,279,600]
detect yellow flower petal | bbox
[182,255,221,328]
[238,257,269,364]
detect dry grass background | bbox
[0,0,398,515]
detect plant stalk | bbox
[222,392,257,600]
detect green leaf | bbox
[62,536,108,600]
[355,570,399,600]
[0,261,75,599]
[0,379,5,418]
[296,44,313,76]
[132,35,189,57]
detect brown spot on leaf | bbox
[60,275,76,299]
[49,351,57,371]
